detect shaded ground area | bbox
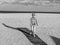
[50,36,60,45]
[2,23,47,45]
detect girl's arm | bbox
[36,19,38,26]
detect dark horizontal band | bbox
[0,11,60,14]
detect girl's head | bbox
[32,13,35,17]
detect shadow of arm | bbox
[2,23,31,35]
[2,23,17,29]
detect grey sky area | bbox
[0,0,60,12]
[0,4,60,12]
[0,13,60,45]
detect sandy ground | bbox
[0,14,33,45]
[0,13,60,45]
[36,13,60,37]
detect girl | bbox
[30,13,38,37]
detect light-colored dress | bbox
[30,17,38,33]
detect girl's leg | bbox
[30,25,36,37]
[32,26,36,37]
[30,25,34,35]
[30,25,33,34]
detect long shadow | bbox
[2,23,47,45]
[50,36,60,45]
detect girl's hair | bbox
[32,13,35,17]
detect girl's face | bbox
[32,14,35,17]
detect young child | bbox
[30,13,38,37]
